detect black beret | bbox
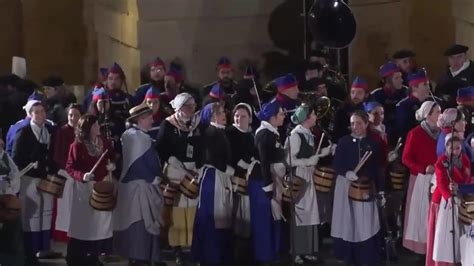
[392,49,416,59]
[42,75,64,87]
[444,44,469,56]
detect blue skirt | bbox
[114,220,161,262]
[248,179,281,263]
[333,231,382,266]
[191,167,233,264]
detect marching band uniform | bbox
[0,142,23,265]
[156,93,203,261]
[331,121,384,266]
[114,105,165,265]
[426,134,471,266]
[392,49,417,87]
[251,100,286,264]
[143,87,164,141]
[285,105,321,263]
[202,57,238,97]
[436,44,474,108]
[402,101,440,254]
[333,77,367,141]
[273,74,301,142]
[134,57,166,106]
[370,62,408,146]
[191,103,235,264]
[65,132,115,266]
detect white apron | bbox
[165,162,198,208]
[432,197,466,263]
[331,175,380,242]
[68,181,113,241]
[405,173,432,243]
[55,169,74,232]
[294,165,320,226]
[460,231,474,265]
[20,175,53,232]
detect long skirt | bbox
[294,224,318,255]
[114,220,161,262]
[426,202,453,266]
[191,168,233,264]
[403,174,429,254]
[333,232,382,266]
[168,207,196,247]
[248,179,282,263]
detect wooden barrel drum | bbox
[459,195,474,225]
[179,171,200,199]
[282,175,307,203]
[348,176,373,202]
[231,176,248,195]
[90,181,116,211]
[389,164,407,191]
[37,173,67,197]
[313,166,335,193]
[0,194,21,222]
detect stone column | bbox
[0,0,23,75]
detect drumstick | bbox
[315,132,325,156]
[17,161,38,177]
[354,151,373,174]
[89,149,109,174]
[353,151,368,173]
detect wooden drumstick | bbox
[354,151,373,174]
[17,161,38,178]
[315,132,325,156]
[89,149,109,174]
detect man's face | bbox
[218,68,233,86]
[106,73,123,90]
[395,57,413,73]
[315,84,327,97]
[350,87,366,105]
[150,65,165,82]
[448,53,467,72]
[164,75,179,92]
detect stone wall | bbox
[0,0,23,75]
[349,0,454,89]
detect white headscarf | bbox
[415,101,436,121]
[23,100,41,115]
[170,93,193,112]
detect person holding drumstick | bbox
[331,110,384,266]
[65,114,115,266]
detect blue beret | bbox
[257,99,281,121]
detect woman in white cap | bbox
[156,92,203,265]
[436,108,468,157]
[12,100,58,266]
[401,101,441,256]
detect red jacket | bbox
[402,125,437,176]
[66,136,115,182]
[432,154,471,204]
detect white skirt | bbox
[68,181,112,241]
[405,173,432,243]
[432,197,467,263]
[20,175,53,232]
[55,170,74,232]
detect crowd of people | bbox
[0,43,474,266]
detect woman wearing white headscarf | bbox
[156,92,203,265]
[401,101,441,255]
[436,108,469,158]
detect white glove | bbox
[83,172,95,182]
[319,146,332,158]
[270,199,286,221]
[307,155,319,166]
[345,170,358,181]
[330,144,337,156]
[168,156,183,169]
[106,162,116,172]
[388,151,398,163]
[270,163,286,178]
[378,191,386,207]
